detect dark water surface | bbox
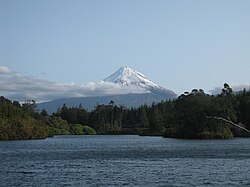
[0,135,250,187]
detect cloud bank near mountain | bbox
[209,84,250,95]
[0,66,146,102]
[1,66,249,102]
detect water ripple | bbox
[0,136,250,187]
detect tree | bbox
[150,107,163,132]
[41,109,48,117]
[137,108,149,128]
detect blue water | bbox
[0,135,250,186]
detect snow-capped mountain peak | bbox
[103,66,161,89]
[38,66,177,113]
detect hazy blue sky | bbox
[1,0,250,101]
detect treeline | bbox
[0,97,47,140]
[1,83,250,140]
[53,83,250,139]
[0,97,96,140]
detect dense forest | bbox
[0,97,96,140]
[1,83,250,140]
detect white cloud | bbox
[0,66,146,102]
[209,83,250,95]
[0,66,12,74]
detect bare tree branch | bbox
[206,116,250,133]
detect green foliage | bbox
[46,126,71,136]
[236,89,250,131]
[163,84,245,139]
[88,104,124,134]
[0,97,47,140]
[53,84,250,138]
[44,117,71,136]
[43,116,70,132]
[1,82,250,140]
[197,126,233,139]
[70,124,96,135]
[57,104,89,124]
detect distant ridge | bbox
[38,93,172,113]
[38,66,177,113]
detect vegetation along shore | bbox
[1,83,250,140]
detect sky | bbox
[1,0,250,102]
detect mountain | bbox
[38,93,170,113]
[104,66,176,96]
[104,66,161,88]
[103,66,176,99]
[38,66,177,113]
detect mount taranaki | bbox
[38,66,177,113]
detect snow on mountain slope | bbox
[103,66,175,94]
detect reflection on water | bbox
[0,135,250,186]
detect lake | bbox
[0,135,249,186]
